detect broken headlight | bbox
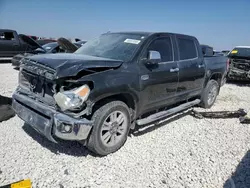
[54,85,90,111]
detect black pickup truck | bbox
[12,32,228,155]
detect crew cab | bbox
[227,46,250,81]
[12,32,228,155]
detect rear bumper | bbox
[12,91,93,143]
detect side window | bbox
[0,32,15,40]
[177,38,197,60]
[147,37,173,62]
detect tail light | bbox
[226,59,230,72]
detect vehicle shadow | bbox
[0,60,11,64]
[130,110,192,137]
[224,150,250,188]
[227,80,250,87]
[22,123,95,157]
[13,67,19,71]
[22,110,192,156]
[0,95,15,123]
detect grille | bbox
[231,59,250,72]
[19,59,57,106]
[233,63,250,72]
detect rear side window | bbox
[147,37,173,62]
[177,38,197,60]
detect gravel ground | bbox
[0,63,250,188]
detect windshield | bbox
[40,42,58,52]
[228,47,250,59]
[74,33,145,61]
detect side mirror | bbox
[147,50,161,64]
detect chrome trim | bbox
[170,68,179,72]
[13,91,93,142]
[177,56,199,62]
[0,57,12,60]
[198,64,205,68]
[53,113,92,141]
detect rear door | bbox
[175,35,205,100]
[0,31,20,58]
[139,34,179,113]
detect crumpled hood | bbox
[26,53,123,78]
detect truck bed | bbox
[204,55,228,85]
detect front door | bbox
[139,35,179,114]
[0,31,20,57]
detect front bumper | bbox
[12,91,93,143]
[227,68,250,81]
[11,58,21,67]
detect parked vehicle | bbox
[36,39,57,46]
[221,50,230,56]
[75,40,87,47]
[227,46,250,81]
[12,31,228,155]
[213,50,224,56]
[201,45,229,57]
[11,38,86,68]
[201,44,214,56]
[27,35,38,40]
[0,29,42,61]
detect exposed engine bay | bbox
[228,58,250,80]
[227,47,250,81]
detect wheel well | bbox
[207,73,222,94]
[91,94,136,118]
[210,73,222,85]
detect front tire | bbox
[87,101,131,156]
[200,79,219,109]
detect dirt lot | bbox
[0,63,250,188]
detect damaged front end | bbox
[12,57,116,143]
[227,58,250,81]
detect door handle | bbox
[170,68,179,72]
[198,64,205,68]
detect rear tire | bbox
[87,101,131,156]
[200,79,219,109]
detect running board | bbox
[136,99,201,126]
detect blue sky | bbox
[0,0,249,50]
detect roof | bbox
[0,29,16,32]
[106,31,196,38]
[105,31,153,36]
[201,44,213,48]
